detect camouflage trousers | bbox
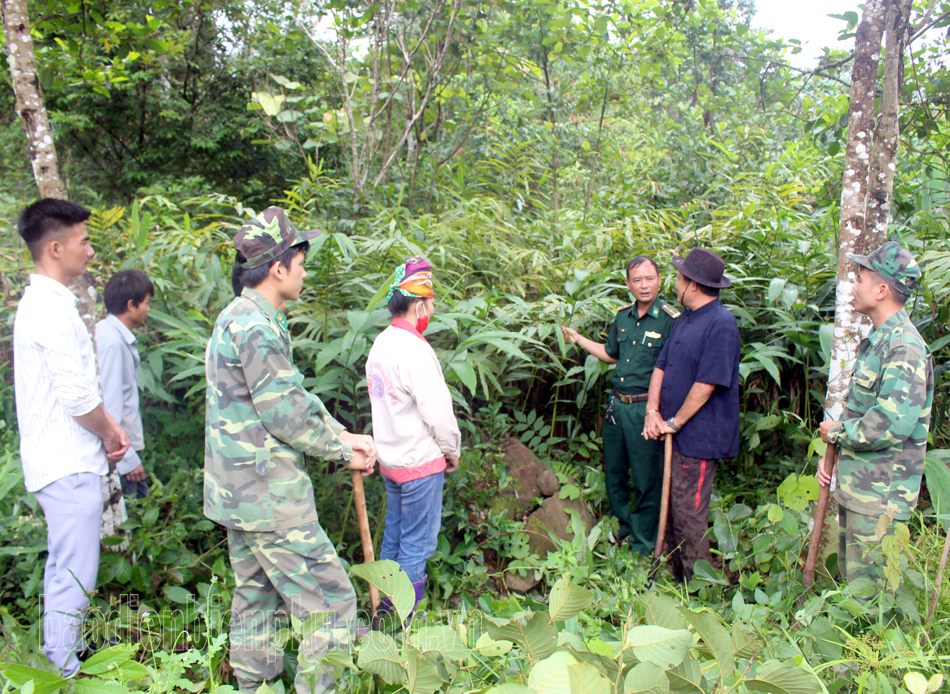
[227,520,356,694]
[838,506,894,584]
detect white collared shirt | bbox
[14,274,107,492]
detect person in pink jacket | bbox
[366,256,461,607]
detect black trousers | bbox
[664,452,721,582]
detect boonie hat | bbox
[233,207,321,270]
[847,241,920,296]
[671,247,731,288]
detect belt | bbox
[613,390,648,404]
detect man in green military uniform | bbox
[205,207,377,694]
[562,256,679,554]
[818,241,934,584]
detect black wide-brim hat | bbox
[671,247,731,288]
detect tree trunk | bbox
[826,0,888,420]
[816,0,889,579]
[3,0,128,545]
[865,0,913,250]
[1,0,65,199]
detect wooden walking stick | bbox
[351,470,381,626]
[803,443,838,588]
[649,434,674,578]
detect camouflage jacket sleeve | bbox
[834,342,929,451]
[237,322,353,461]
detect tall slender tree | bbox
[2,0,128,543]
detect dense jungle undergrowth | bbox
[0,176,948,693]
[2,0,950,690]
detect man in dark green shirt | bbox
[562,256,679,555]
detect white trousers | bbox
[34,472,102,677]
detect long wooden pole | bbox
[804,444,838,588]
[654,434,673,560]
[351,470,381,622]
[649,434,674,578]
[927,523,950,624]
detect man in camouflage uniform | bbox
[562,256,679,555]
[818,241,934,585]
[205,208,377,694]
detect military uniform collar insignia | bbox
[868,310,908,347]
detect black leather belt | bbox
[613,390,648,404]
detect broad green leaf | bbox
[406,645,443,694]
[80,644,135,674]
[475,632,514,656]
[587,638,617,658]
[625,626,691,669]
[323,647,357,671]
[487,686,534,694]
[116,661,149,680]
[667,657,705,694]
[680,610,734,679]
[624,662,670,694]
[746,661,822,694]
[568,662,610,694]
[486,611,558,664]
[549,575,593,622]
[366,269,399,311]
[253,91,285,116]
[925,451,950,531]
[818,323,834,360]
[905,673,930,694]
[528,651,578,694]
[0,665,69,694]
[356,631,404,685]
[558,632,587,651]
[414,626,471,660]
[768,278,785,305]
[350,560,414,625]
[163,585,193,604]
[71,678,129,694]
[294,611,333,638]
[640,593,686,630]
[451,361,478,392]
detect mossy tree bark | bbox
[2,0,127,544]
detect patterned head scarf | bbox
[386,256,434,301]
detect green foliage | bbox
[2,0,950,690]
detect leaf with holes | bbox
[667,657,705,694]
[475,632,514,656]
[486,611,558,664]
[349,560,414,625]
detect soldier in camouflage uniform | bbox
[818,242,934,584]
[205,207,377,694]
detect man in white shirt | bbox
[96,270,153,498]
[13,198,129,677]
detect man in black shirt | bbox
[643,248,741,583]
